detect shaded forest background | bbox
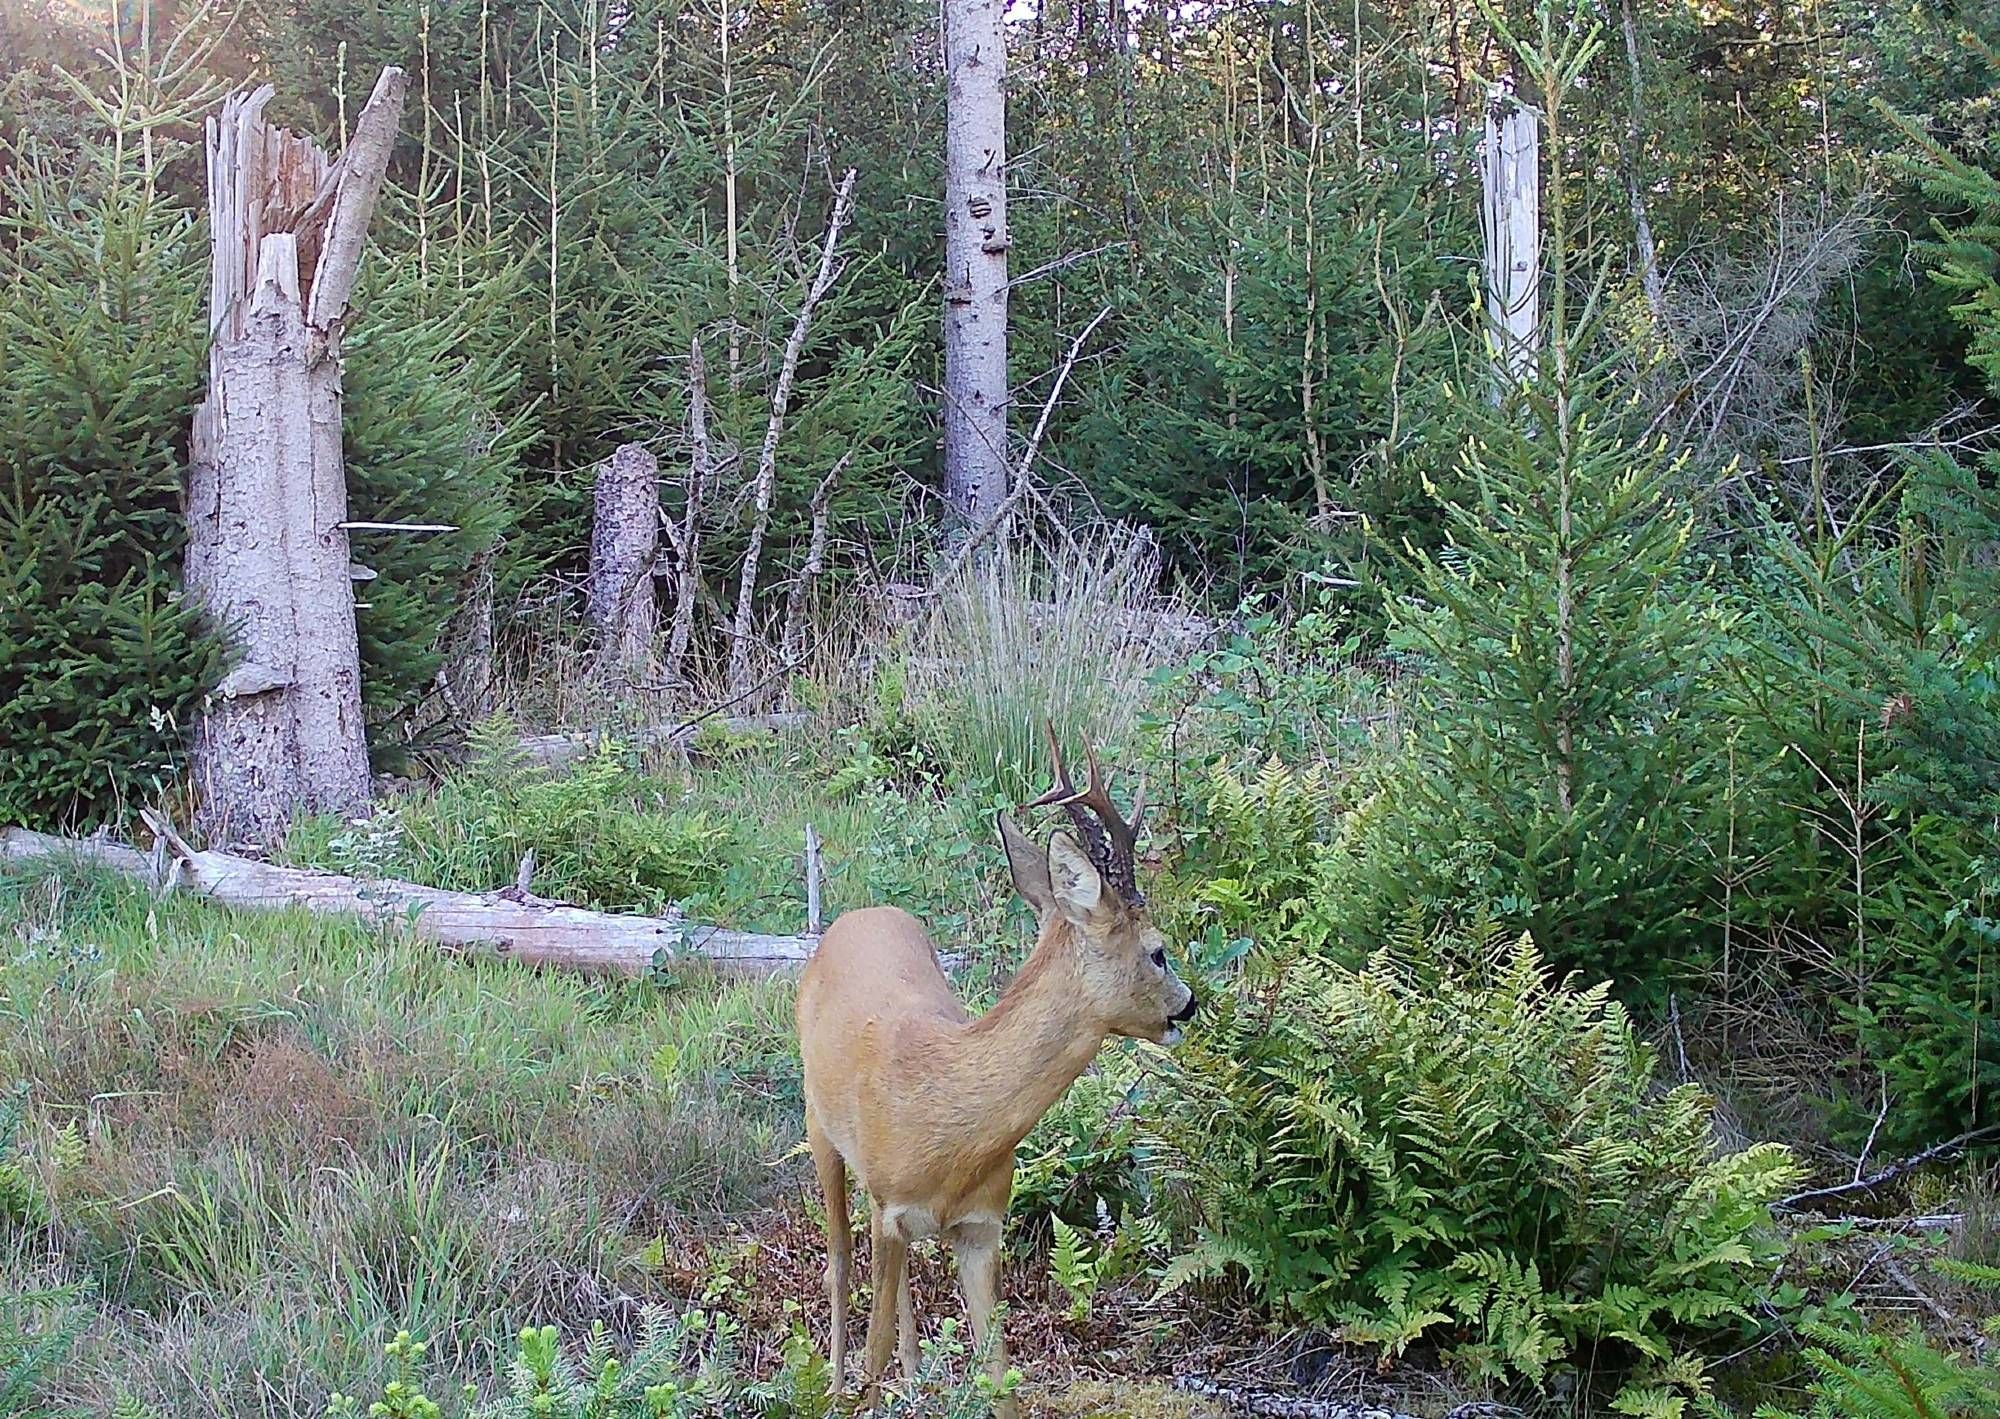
[4,2,2000,1413]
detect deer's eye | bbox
[1149,948,1167,970]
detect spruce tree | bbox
[1337,0,1729,985]
[0,149,224,829]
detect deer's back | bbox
[796,906,975,1195]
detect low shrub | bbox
[1148,911,1801,1394]
[292,737,733,915]
[320,1311,1010,1419]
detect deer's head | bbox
[996,725,1197,1045]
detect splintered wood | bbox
[186,69,408,847]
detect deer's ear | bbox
[1047,830,1108,924]
[997,812,1055,915]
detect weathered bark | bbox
[1481,89,1541,401]
[726,169,857,696]
[187,69,408,847]
[941,0,1011,529]
[588,443,662,675]
[0,826,813,978]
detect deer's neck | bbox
[957,922,1107,1158]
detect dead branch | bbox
[514,710,812,769]
[779,452,850,673]
[664,334,712,694]
[726,167,858,696]
[934,303,1113,583]
[1777,1122,2000,1212]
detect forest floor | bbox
[1,721,1989,1417]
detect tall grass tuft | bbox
[906,525,1188,800]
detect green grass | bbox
[0,856,816,1413]
[0,730,1076,1416]
[286,722,1026,948]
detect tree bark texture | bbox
[1619,0,1669,331]
[587,442,662,675]
[942,0,1011,529]
[186,69,408,847]
[1481,90,1541,401]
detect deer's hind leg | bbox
[806,1114,851,1388]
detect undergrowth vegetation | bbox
[1151,913,1799,1403]
[6,4,2000,1415]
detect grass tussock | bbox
[907,525,1194,800]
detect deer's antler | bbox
[1025,719,1147,904]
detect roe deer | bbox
[795,729,1196,1415]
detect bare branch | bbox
[727,168,858,695]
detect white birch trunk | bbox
[1481,90,1541,401]
[587,443,662,675]
[941,0,1011,530]
[186,70,408,847]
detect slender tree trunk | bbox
[187,69,407,847]
[720,0,743,390]
[727,170,857,695]
[780,453,849,675]
[942,0,1011,531]
[663,335,711,694]
[1481,88,1541,401]
[1618,0,1669,331]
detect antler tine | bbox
[1024,718,1082,808]
[1076,744,1136,852]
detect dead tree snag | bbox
[186,69,408,846]
[587,442,663,677]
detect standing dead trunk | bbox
[187,69,408,847]
[662,336,711,695]
[726,169,857,696]
[1481,88,1541,401]
[588,442,662,676]
[941,0,1011,531]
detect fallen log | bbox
[0,826,813,978]
[516,711,813,769]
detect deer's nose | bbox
[1171,993,1199,1023]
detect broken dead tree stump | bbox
[588,442,663,677]
[186,68,409,847]
[0,826,812,979]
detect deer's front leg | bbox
[862,1200,908,1400]
[951,1215,1016,1419]
[806,1117,850,1388]
[898,1252,919,1378]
